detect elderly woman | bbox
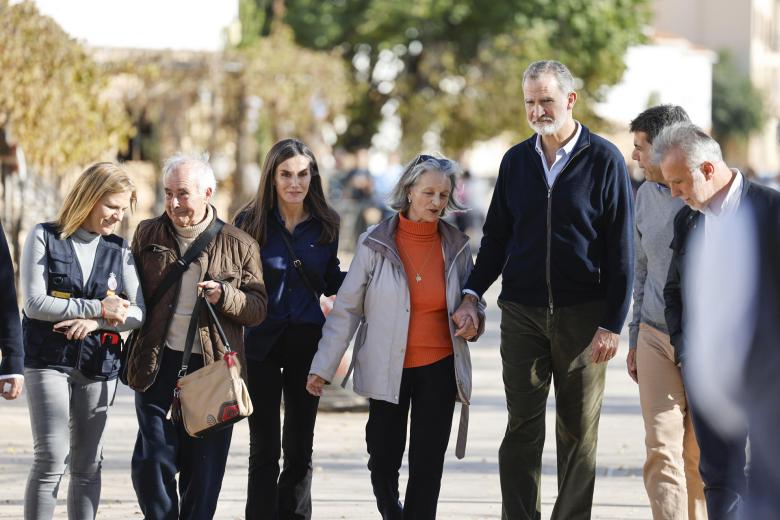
[20,162,144,520]
[307,153,484,520]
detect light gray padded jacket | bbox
[309,214,485,458]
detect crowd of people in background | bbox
[0,59,778,520]
[328,150,487,253]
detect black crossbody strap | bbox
[179,297,203,377]
[178,296,232,378]
[145,218,225,314]
[272,218,320,301]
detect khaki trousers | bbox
[637,323,707,520]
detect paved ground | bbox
[0,284,651,519]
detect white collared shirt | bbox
[702,169,743,244]
[534,122,582,187]
[685,169,754,435]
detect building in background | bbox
[653,0,780,175]
[597,35,716,131]
[596,34,716,181]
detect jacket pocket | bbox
[355,319,368,349]
[78,333,122,380]
[500,253,513,276]
[24,324,70,366]
[139,244,176,276]
[213,262,241,287]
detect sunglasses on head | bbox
[412,154,451,170]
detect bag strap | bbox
[178,295,232,379]
[145,217,225,314]
[272,218,320,301]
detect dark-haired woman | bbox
[234,138,343,520]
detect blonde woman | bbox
[20,162,145,520]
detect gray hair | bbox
[389,154,466,216]
[651,123,723,169]
[523,60,575,94]
[162,152,217,195]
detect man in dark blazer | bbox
[657,122,780,519]
[0,218,24,400]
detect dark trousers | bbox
[684,370,748,520]
[131,347,233,520]
[366,355,456,520]
[744,389,780,519]
[245,324,322,520]
[497,300,607,520]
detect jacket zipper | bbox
[446,241,469,281]
[543,144,589,316]
[145,243,183,390]
[445,240,471,404]
[368,232,470,403]
[366,235,407,402]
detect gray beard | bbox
[531,119,564,136]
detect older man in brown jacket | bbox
[127,153,267,520]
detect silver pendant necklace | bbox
[400,240,437,283]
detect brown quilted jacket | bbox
[126,209,267,391]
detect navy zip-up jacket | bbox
[465,124,634,333]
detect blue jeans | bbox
[131,347,233,520]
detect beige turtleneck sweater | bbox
[166,205,213,354]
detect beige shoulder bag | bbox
[170,294,253,437]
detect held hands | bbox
[53,318,99,341]
[101,294,130,326]
[306,374,327,396]
[626,349,638,383]
[589,328,619,364]
[197,281,223,305]
[454,315,477,340]
[0,378,23,400]
[452,295,480,341]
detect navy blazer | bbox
[664,174,780,364]
[0,219,23,376]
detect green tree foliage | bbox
[0,0,132,172]
[234,24,352,148]
[712,50,766,144]
[241,0,650,154]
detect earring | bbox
[407,195,412,203]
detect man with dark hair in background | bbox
[627,105,706,520]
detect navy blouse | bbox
[241,209,344,361]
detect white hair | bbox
[652,122,723,169]
[388,153,466,215]
[162,152,217,195]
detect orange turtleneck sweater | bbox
[396,213,453,368]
